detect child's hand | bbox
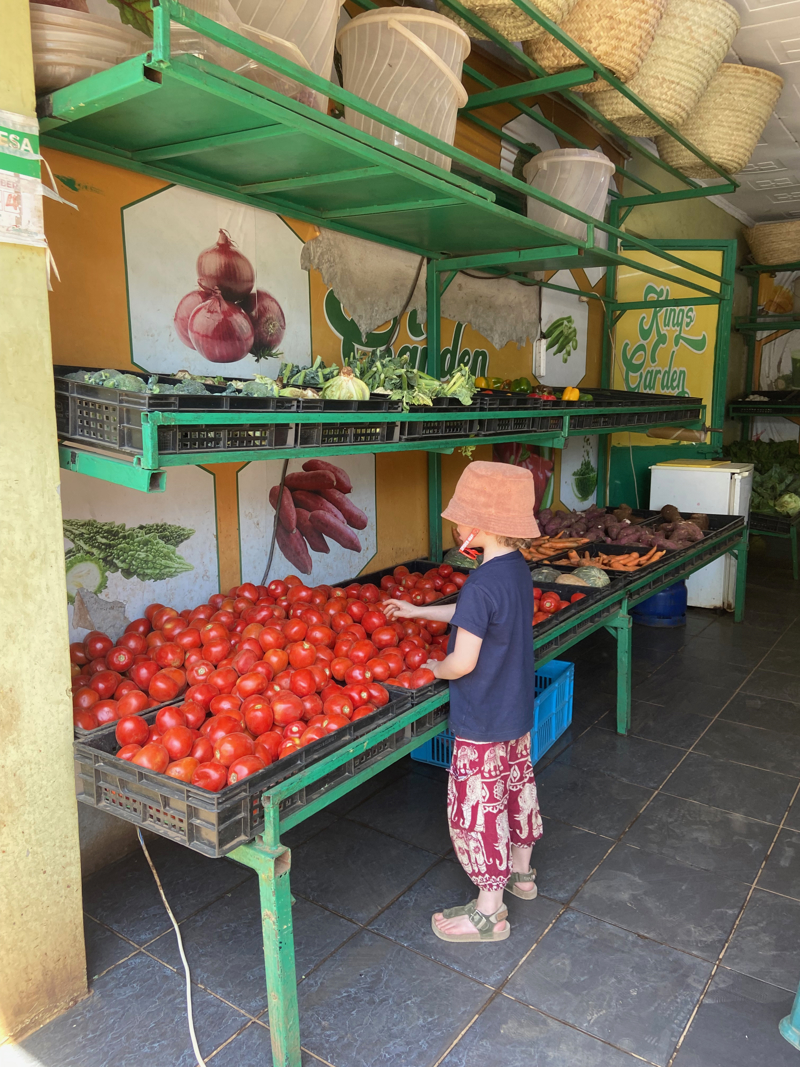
[383,598,418,620]
[423,659,440,678]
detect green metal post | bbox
[605,610,632,734]
[427,259,441,379]
[233,800,301,1067]
[428,452,443,562]
[780,979,800,1050]
[791,523,798,583]
[733,531,748,623]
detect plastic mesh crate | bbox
[476,415,536,435]
[150,422,295,455]
[297,421,400,447]
[400,418,478,440]
[410,660,574,769]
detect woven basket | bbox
[655,64,784,178]
[434,0,577,43]
[522,0,667,92]
[744,221,800,267]
[592,0,739,135]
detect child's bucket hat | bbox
[442,461,540,538]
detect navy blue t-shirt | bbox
[447,551,535,743]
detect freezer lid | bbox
[650,461,754,474]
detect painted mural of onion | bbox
[196,230,255,303]
[240,289,286,358]
[187,288,254,364]
[173,288,209,349]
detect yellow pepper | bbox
[561,386,580,401]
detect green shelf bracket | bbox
[58,446,166,492]
[734,317,800,333]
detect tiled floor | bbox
[20,552,800,1067]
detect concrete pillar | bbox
[0,0,87,1042]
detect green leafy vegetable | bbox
[775,493,800,517]
[105,0,154,36]
[724,440,800,516]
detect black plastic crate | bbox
[295,395,403,413]
[475,391,540,410]
[73,695,183,739]
[476,415,537,435]
[729,390,800,414]
[530,581,609,637]
[535,594,620,661]
[151,421,295,455]
[74,691,414,858]
[400,418,478,440]
[277,700,450,820]
[750,511,800,534]
[385,677,450,705]
[297,421,400,448]
[338,557,472,591]
[532,412,566,432]
[539,543,664,586]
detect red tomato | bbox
[429,649,447,662]
[365,657,391,682]
[300,725,327,745]
[206,667,237,695]
[378,650,404,678]
[231,672,265,701]
[321,712,349,734]
[114,678,140,699]
[154,705,185,733]
[185,682,218,710]
[271,670,293,692]
[185,659,215,687]
[244,699,274,736]
[179,700,206,730]
[299,608,324,628]
[283,720,306,742]
[306,624,335,648]
[267,579,288,599]
[162,726,195,761]
[427,620,449,636]
[73,709,98,730]
[570,592,587,603]
[93,700,119,725]
[164,757,199,782]
[288,668,315,699]
[144,603,165,623]
[323,692,353,719]
[272,692,304,726]
[209,693,243,717]
[254,730,283,761]
[192,761,228,791]
[410,668,436,689]
[159,615,186,639]
[259,627,288,653]
[211,609,236,632]
[361,610,387,634]
[69,641,90,665]
[214,732,255,766]
[301,693,323,721]
[261,649,288,677]
[106,646,135,673]
[116,743,142,761]
[391,671,412,689]
[372,626,398,649]
[73,686,99,711]
[90,670,122,699]
[277,738,301,760]
[284,618,308,643]
[404,647,429,671]
[288,641,315,669]
[349,640,377,665]
[331,612,354,634]
[539,591,561,615]
[190,737,214,763]
[131,660,161,690]
[345,664,372,685]
[330,657,353,681]
[202,714,243,744]
[84,631,113,660]
[132,743,169,773]
[351,704,376,721]
[153,642,185,669]
[171,628,200,652]
[309,663,330,690]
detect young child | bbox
[385,461,543,943]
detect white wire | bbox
[137,829,208,1067]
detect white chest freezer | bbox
[648,460,753,611]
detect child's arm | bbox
[428,627,482,680]
[384,599,457,624]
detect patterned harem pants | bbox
[448,733,543,892]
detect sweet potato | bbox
[275,523,312,574]
[318,487,368,531]
[301,459,352,494]
[285,470,336,492]
[690,513,709,531]
[291,490,341,519]
[269,484,297,534]
[660,504,683,524]
[295,508,329,554]
[309,509,362,552]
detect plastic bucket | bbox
[227,0,345,110]
[631,581,687,627]
[336,10,470,171]
[220,25,316,108]
[523,148,615,240]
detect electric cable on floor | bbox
[137,829,208,1067]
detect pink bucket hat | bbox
[442,461,540,538]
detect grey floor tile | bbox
[599,702,712,749]
[573,844,750,960]
[281,811,337,850]
[699,616,786,645]
[536,762,652,837]
[19,952,248,1067]
[624,793,776,881]
[648,655,751,693]
[631,625,689,653]
[325,760,410,815]
[721,691,800,735]
[84,917,138,981]
[507,910,711,1066]
[673,969,798,1067]
[531,817,614,903]
[694,719,800,776]
[783,793,800,832]
[554,727,684,789]
[568,688,617,727]
[741,669,800,705]
[297,929,491,1067]
[204,1021,321,1067]
[758,829,800,901]
[664,752,798,825]
[290,819,437,924]
[760,646,800,678]
[347,770,452,855]
[723,888,800,992]
[631,674,736,718]
[440,993,644,1067]
[147,880,357,1015]
[676,634,771,670]
[82,838,252,944]
[368,857,562,988]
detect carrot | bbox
[650,550,666,562]
[638,546,658,563]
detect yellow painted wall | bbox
[0,0,87,1043]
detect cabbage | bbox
[775,493,800,517]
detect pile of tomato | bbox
[533,586,587,626]
[71,564,458,793]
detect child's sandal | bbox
[506,869,538,900]
[431,900,510,943]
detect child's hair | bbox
[496,535,535,550]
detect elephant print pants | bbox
[447,733,543,892]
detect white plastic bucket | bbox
[523,148,615,241]
[336,9,470,171]
[228,0,345,110]
[221,25,316,108]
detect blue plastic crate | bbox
[410,660,574,770]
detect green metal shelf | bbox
[729,403,800,418]
[740,261,800,276]
[735,317,800,333]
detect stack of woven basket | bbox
[434,0,785,180]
